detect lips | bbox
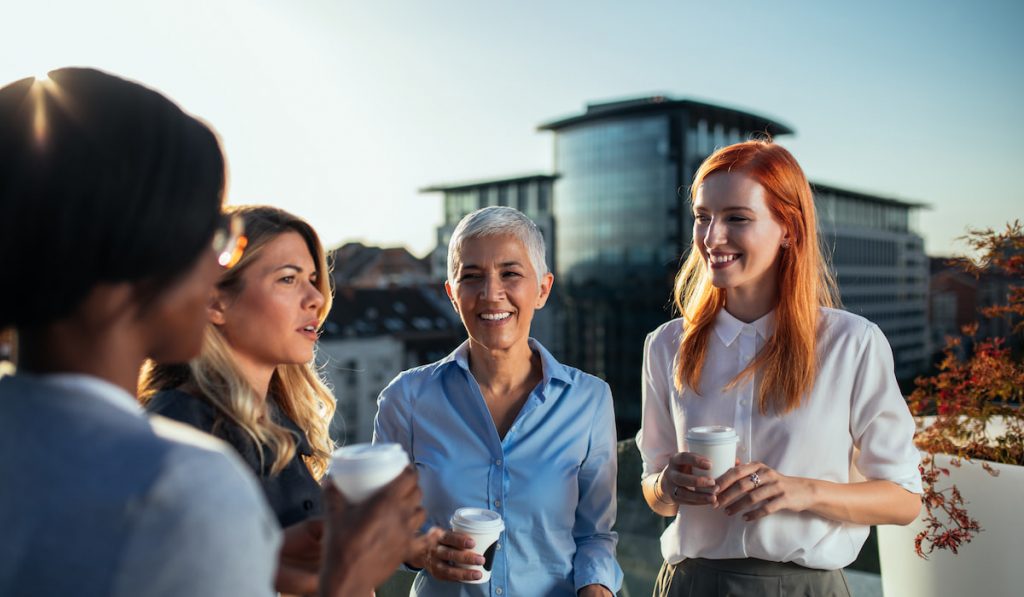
[478,311,513,326]
[708,253,740,269]
[297,320,320,340]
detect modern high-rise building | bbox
[813,183,929,381]
[537,96,928,435]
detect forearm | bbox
[641,470,679,517]
[804,479,920,526]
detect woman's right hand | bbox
[661,452,719,506]
[423,530,487,583]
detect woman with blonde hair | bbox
[140,204,336,528]
[636,140,922,595]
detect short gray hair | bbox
[447,206,548,285]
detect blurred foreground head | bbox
[0,67,226,334]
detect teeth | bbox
[711,254,739,264]
[480,312,511,321]
[303,326,315,332]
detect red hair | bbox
[673,139,839,414]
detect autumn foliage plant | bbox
[907,221,1024,558]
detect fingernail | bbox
[473,571,483,580]
[465,538,476,548]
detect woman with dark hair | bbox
[0,67,433,597]
[140,205,336,529]
[636,140,922,596]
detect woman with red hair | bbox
[636,140,922,595]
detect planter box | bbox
[877,453,1023,597]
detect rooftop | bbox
[420,172,557,194]
[537,95,795,136]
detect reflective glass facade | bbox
[553,116,684,435]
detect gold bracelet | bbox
[654,469,674,505]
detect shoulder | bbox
[147,416,273,521]
[818,307,877,341]
[817,307,889,359]
[556,362,612,400]
[647,317,684,356]
[117,420,279,596]
[378,357,452,407]
[145,389,218,430]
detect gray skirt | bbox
[654,558,852,597]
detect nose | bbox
[703,217,726,250]
[304,280,325,313]
[479,273,505,302]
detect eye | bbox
[694,214,710,223]
[458,273,481,282]
[280,275,296,284]
[502,271,523,278]
[728,215,750,223]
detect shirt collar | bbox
[713,308,775,347]
[432,338,574,390]
[33,372,145,417]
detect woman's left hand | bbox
[713,462,815,521]
[578,583,613,597]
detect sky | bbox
[3,0,1021,258]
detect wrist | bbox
[653,469,673,505]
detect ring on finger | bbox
[749,472,761,488]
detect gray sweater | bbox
[0,373,280,597]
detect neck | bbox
[467,339,538,393]
[725,285,779,323]
[17,320,146,396]
[225,345,275,400]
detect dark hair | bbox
[0,67,225,328]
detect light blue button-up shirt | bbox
[373,339,623,596]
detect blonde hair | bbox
[674,140,839,415]
[139,205,336,478]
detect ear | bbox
[207,287,229,326]
[535,272,554,309]
[444,280,458,313]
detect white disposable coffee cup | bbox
[329,442,409,503]
[450,507,505,584]
[685,425,738,492]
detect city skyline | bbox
[3,0,1021,258]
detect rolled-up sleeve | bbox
[572,382,624,593]
[636,325,680,481]
[850,323,923,494]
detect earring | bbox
[781,240,791,249]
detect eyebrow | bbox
[461,261,525,270]
[272,264,308,274]
[693,206,756,213]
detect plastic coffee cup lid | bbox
[451,507,505,533]
[330,442,408,475]
[685,425,738,444]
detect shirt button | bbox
[496,588,503,595]
[495,542,502,550]
[495,459,503,466]
[494,499,502,508]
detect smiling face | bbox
[445,234,553,355]
[693,171,790,306]
[211,231,325,372]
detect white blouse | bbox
[635,307,922,570]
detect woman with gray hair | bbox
[374,206,623,596]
